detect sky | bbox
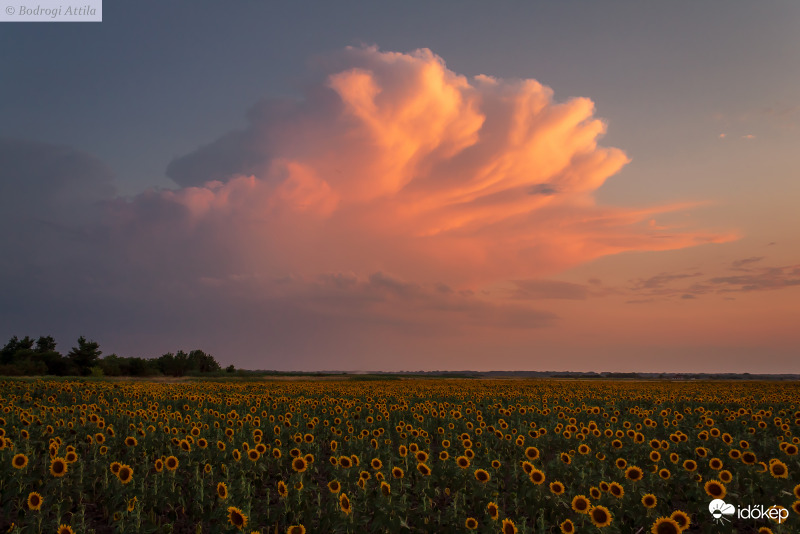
[2,1,799,373]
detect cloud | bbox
[148,46,737,291]
[731,256,764,270]
[509,279,588,300]
[620,260,800,301]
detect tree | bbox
[34,335,57,353]
[68,336,102,376]
[188,349,221,373]
[226,364,235,373]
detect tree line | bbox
[0,335,231,377]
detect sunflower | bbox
[371,458,383,470]
[339,492,352,514]
[650,517,681,534]
[670,510,691,530]
[227,506,248,530]
[392,466,404,478]
[704,479,726,499]
[50,457,68,477]
[794,484,800,499]
[125,436,137,447]
[792,500,800,516]
[615,458,627,470]
[487,501,499,520]
[110,461,122,474]
[12,453,28,469]
[492,459,501,469]
[439,451,449,461]
[416,462,431,476]
[56,526,74,534]
[247,449,260,461]
[27,491,43,511]
[719,469,732,483]
[589,505,612,528]
[525,446,540,460]
[415,451,429,463]
[465,517,478,530]
[380,481,391,496]
[709,457,723,470]
[521,461,534,475]
[165,455,179,471]
[456,455,470,469]
[127,497,137,512]
[474,469,490,483]
[338,455,352,468]
[769,460,788,479]
[608,482,624,498]
[658,468,671,479]
[277,480,288,498]
[549,481,565,495]
[117,464,133,484]
[625,466,643,482]
[757,528,774,534]
[501,518,518,534]
[217,482,228,500]
[560,519,575,533]
[683,459,697,472]
[287,526,306,534]
[154,458,164,472]
[560,453,572,464]
[571,495,591,514]
[529,468,546,485]
[641,494,657,508]
[232,449,241,461]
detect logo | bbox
[709,499,735,524]
[708,499,789,525]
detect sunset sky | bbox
[2,2,799,373]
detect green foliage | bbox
[0,333,223,378]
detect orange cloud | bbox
[152,45,735,293]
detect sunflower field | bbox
[0,378,798,533]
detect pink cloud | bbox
[128,45,736,296]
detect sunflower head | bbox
[704,479,726,499]
[641,494,657,508]
[27,491,43,511]
[465,517,478,530]
[670,510,691,529]
[571,495,590,514]
[590,505,613,528]
[117,464,133,484]
[227,506,248,530]
[339,492,351,514]
[487,501,499,520]
[217,482,228,500]
[12,453,29,469]
[501,518,518,534]
[50,457,68,477]
[560,519,575,533]
[650,516,681,534]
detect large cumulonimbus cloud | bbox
[139,45,735,293]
